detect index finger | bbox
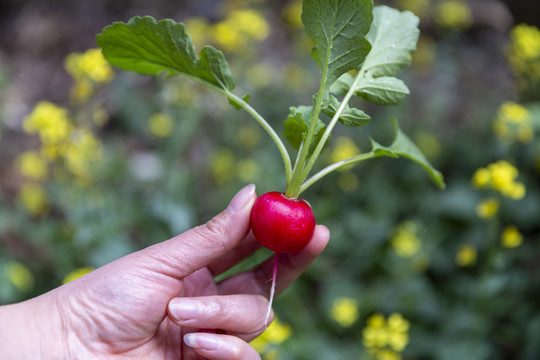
[216,225,330,296]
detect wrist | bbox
[0,292,67,359]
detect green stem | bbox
[297,152,376,196]
[286,76,328,197]
[298,68,366,190]
[226,92,293,186]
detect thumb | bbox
[143,184,257,279]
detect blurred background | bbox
[1,0,539,359]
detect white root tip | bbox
[264,253,278,330]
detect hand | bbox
[0,184,329,359]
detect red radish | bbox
[250,191,316,327]
[250,191,316,253]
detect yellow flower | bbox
[15,151,48,181]
[510,24,540,61]
[387,313,410,352]
[330,137,360,167]
[213,22,245,52]
[456,244,476,267]
[62,266,95,284]
[330,297,359,327]
[475,197,500,219]
[501,225,523,248]
[18,183,47,215]
[497,102,529,123]
[251,316,292,354]
[493,102,533,144]
[64,49,114,102]
[23,101,73,147]
[471,167,490,188]
[471,161,526,200]
[148,113,175,138]
[228,9,269,40]
[64,48,114,83]
[5,261,34,292]
[391,221,421,258]
[434,0,472,30]
[212,9,270,52]
[362,312,410,358]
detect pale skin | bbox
[0,184,329,359]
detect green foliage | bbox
[332,73,410,105]
[363,6,419,78]
[96,1,440,199]
[97,16,236,92]
[370,119,445,189]
[283,106,326,152]
[301,0,373,89]
[321,95,371,127]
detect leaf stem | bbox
[226,92,293,186]
[298,151,376,196]
[299,68,366,185]
[287,76,328,197]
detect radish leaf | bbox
[302,0,373,90]
[96,16,236,92]
[363,6,419,77]
[321,95,371,126]
[284,106,326,152]
[332,73,410,105]
[371,118,445,189]
[331,7,419,107]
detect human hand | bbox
[0,184,329,359]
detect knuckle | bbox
[193,213,231,252]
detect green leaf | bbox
[371,118,445,189]
[96,16,235,91]
[302,0,373,89]
[331,7,419,106]
[331,73,409,105]
[284,106,326,151]
[321,95,371,126]
[362,6,420,77]
[356,76,409,105]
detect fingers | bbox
[217,224,330,296]
[184,333,261,360]
[168,295,271,338]
[207,231,262,276]
[140,184,257,279]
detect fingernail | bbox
[184,333,220,350]
[226,184,255,214]
[169,299,200,321]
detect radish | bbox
[250,192,316,254]
[250,191,316,326]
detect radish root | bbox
[264,252,278,329]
